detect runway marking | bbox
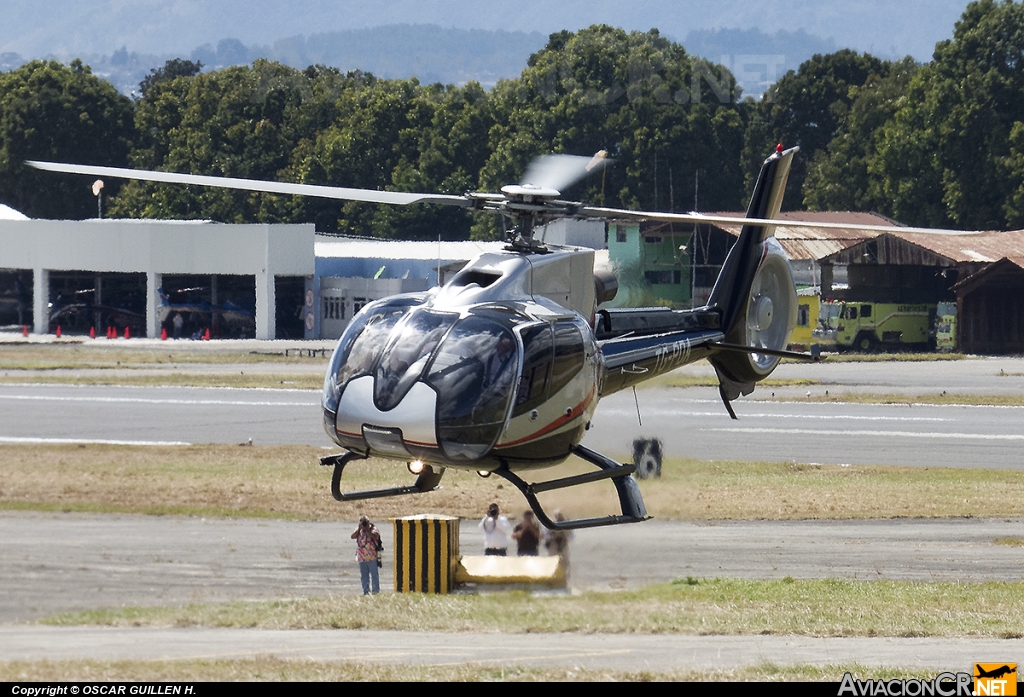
[0,436,191,446]
[0,394,316,407]
[706,427,1024,441]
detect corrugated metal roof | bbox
[884,229,1024,263]
[824,230,1024,265]
[703,211,894,260]
[704,212,1024,264]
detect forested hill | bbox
[4,3,1024,239]
[1,0,966,95]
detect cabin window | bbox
[513,323,553,417]
[548,320,585,397]
[374,309,457,411]
[426,317,517,461]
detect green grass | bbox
[42,578,1024,638]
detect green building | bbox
[606,223,692,307]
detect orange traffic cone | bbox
[22,325,28,337]
[203,328,210,341]
[106,326,113,339]
[161,327,167,340]
[124,326,130,339]
[89,326,95,339]
[55,325,61,338]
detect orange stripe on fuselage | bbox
[496,385,595,448]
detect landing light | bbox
[407,460,427,475]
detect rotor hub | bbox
[752,295,774,332]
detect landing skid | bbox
[492,444,650,530]
[320,451,444,501]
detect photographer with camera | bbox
[478,502,512,556]
[351,514,383,595]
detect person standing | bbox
[544,510,573,576]
[479,503,512,555]
[172,312,184,339]
[351,515,382,595]
[512,510,540,556]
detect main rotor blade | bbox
[520,152,609,193]
[26,161,475,208]
[575,205,982,236]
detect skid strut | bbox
[491,444,650,530]
[320,451,444,501]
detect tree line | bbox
[3,1,1024,237]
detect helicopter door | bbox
[513,322,553,417]
[549,319,586,406]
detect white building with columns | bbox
[0,218,314,340]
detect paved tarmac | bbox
[4,512,1023,624]
[2,625,1020,673]
[2,510,1023,672]
[3,363,1024,466]
[2,350,1023,673]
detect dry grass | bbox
[43,578,1024,638]
[646,374,820,389]
[0,344,330,367]
[2,444,1023,521]
[0,444,525,521]
[0,343,328,389]
[0,658,916,682]
[0,372,325,389]
[802,352,971,363]
[771,391,1024,407]
[633,459,1024,520]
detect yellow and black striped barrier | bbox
[393,515,460,593]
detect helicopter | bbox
[29,145,814,530]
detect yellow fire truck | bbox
[821,301,936,352]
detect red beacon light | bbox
[776,143,783,153]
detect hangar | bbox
[821,230,1024,353]
[0,217,314,339]
[0,215,517,341]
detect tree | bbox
[803,57,919,212]
[111,60,322,223]
[0,60,134,219]
[295,76,494,238]
[137,58,203,98]
[476,24,746,240]
[872,0,1024,228]
[112,60,495,238]
[742,50,888,207]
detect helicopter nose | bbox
[334,375,438,456]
